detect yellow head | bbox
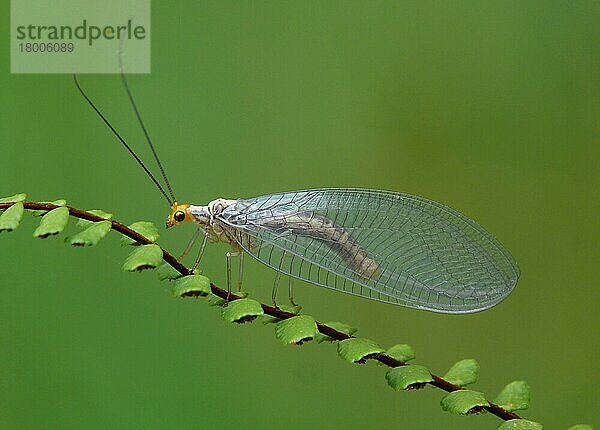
[166,202,192,228]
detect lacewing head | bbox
[166,203,192,228]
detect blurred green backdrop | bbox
[1,1,598,429]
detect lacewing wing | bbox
[214,188,519,314]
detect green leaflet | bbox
[314,321,358,343]
[122,244,163,272]
[566,426,593,430]
[221,298,264,323]
[496,419,543,430]
[172,275,212,297]
[274,315,318,345]
[33,206,69,238]
[443,358,480,387]
[494,381,531,412]
[157,262,201,281]
[0,202,24,232]
[440,390,489,415]
[66,220,111,246]
[32,199,67,216]
[156,262,183,281]
[120,221,160,246]
[76,209,113,228]
[385,344,416,363]
[385,365,432,391]
[337,338,384,364]
[0,193,27,203]
[207,294,227,307]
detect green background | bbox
[1,1,598,429]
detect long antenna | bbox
[118,52,176,203]
[73,74,173,205]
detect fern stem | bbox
[4,201,522,422]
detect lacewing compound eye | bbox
[174,211,185,222]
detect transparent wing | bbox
[218,188,519,313]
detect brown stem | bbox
[3,201,522,421]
